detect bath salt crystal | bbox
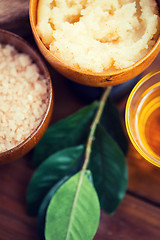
[0,43,49,153]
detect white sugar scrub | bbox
[36,0,160,72]
[0,43,48,153]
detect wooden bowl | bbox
[0,29,54,164]
[29,0,160,87]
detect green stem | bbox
[66,87,112,238]
[82,86,112,171]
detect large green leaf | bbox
[27,145,84,216]
[101,98,128,155]
[37,173,94,240]
[90,124,128,215]
[32,101,98,166]
[37,176,70,240]
[45,170,100,240]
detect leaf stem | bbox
[65,87,112,239]
[82,86,112,171]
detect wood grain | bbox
[95,194,160,240]
[0,157,39,240]
[127,144,160,206]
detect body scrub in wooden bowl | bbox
[0,43,49,153]
[36,0,160,73]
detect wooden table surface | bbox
[0,1,160,239]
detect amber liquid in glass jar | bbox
[136,83,160,159]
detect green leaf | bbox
[90,124,128,215]
[32,101,98,166]
[45,170,100,240]
[37,173,95,240]
[37,176,70,240]
[27,145,84,216]
[101,98,128,155]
